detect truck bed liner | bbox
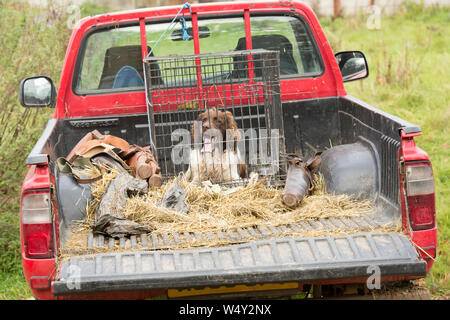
[61,213,396,253]
[53,232,425,295]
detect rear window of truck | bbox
[74,15,323,94]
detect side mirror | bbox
[19,76,56,108]
[335,51,369,82]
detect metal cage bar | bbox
[143,49,285,186]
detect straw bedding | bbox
[60,165,401,257]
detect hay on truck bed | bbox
[59,165,402,260]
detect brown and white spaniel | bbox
[185,108,246,184]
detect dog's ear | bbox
[224,111,237,130]
[224,110,241,151]
[225,111,241,139]
[239,163,247,178]
[196,110,206,121]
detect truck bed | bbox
[28,95,425,296]
[63,208,398,253]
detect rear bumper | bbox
[53,232,426,296]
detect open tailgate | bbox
[52,232,426,296]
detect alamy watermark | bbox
[366,5,381,30]
[171,124,281,174]
[29,1,81,30]
[66,264,81,290]
[66,4,81,30]
[366,265,381,290]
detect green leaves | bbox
[0,1,107,299]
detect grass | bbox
[0,0,108,300]
[0,1,448,299]
[0,271,31,300]
[320,1,449,298]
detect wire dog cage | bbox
[143,49,285,186]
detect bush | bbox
[0,0,108,299]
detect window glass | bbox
[146,21,195,57]
[197,18,246,53]
[250,16,322,75]
[74,15,322,94]
[77,26,141,92]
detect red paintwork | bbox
[20,165,60,299]
[400,131,430,162]
[244,9,255,81]
[60,290,166,300]
[22,165,51,191]
[30,276,51,290]
[398,129,437,271]
[19,1,436,299]
[152,84,266,111]
[55,1,343,119]
[412,227,437,272]
[139,18,148,58]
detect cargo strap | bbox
[146,2,191,58]
[144,2,191,156]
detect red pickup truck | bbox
[19,1,437,300]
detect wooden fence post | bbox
[333,0,341,18]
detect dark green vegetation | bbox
[0,0,107,300]
[0,1,447,299]
[321,2,449,298]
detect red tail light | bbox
[405,163,435,231]
[21,190,54,259]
